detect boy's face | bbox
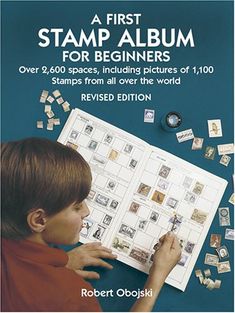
[42,201,90,245]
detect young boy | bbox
[1,137,181,312]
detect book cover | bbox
[1,0,234,311]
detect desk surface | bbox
[1,1,234,311]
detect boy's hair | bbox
[1,137,92,240]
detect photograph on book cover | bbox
[1,0,234,312]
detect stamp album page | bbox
[58,109,227,291]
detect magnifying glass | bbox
[161,111,182,132]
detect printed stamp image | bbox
[108,149,119,160]
[37,121,43,129]
[129,247,149,264]
[204,253,219,266]
[207,119,223,137]
[40,90,48,103]
[144,109,155,123]
[225,228,234,240]
[106,180,117,191]
[70,129,79,140]
[166,197,179,209]
[157,178,170,190]
[137,183,151,197]
[184,241,195,254]
[216,245,229,259]
[158,165,171,178]
[191,137,204,150]
[104,134,113,144]
[169,214,182,232]
[119,224,136,239]
[102,214,113,226]
[95,194,109,207]
[191,209,207,224]
[218,207,230,226]
[210,234,221,248]
[151,190,165,204]
[129,201,140,214]
[184,191,197,204]
[110,200,119,209]
[52,89,61,98]
[204,146,216,160]
[176,129,194,143]
[92,154,107,166]
[84,124,94,135]
[150,211,159,223]
[217,143,234,155]
[92,225,106,240]
[192,182,204,195]
[219,154,231,167]
[56,96,64,105]
[112,237,131,253]
[80,219,93,237]
[88,140,98,150]
[138,219,148,230]
[217,261,231,274]
[124,143,133,153]
[129,159,138,169]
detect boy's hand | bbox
[130,233,181,312]
[150,232,182,281]
[66,242,117,279]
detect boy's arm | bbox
[66,242,117,279]
[130,232,181,312]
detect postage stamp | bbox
[192,182,204,195]
[104,134,114,144]
[219,155,231,166]
[225,228,234,240]
[217,143,234,155]
[129,201,140,214]
[158,165,171,178]
[129,247,149,264]
[112,237,131,253]
[80,219,93,237]
[217,261,231,274]
[210,234,221,248]
[88,140,98,150]
[84,124,94,135]
[108,149,119,160]
[92,225,106,240]
[137,183,151,197]
[192,137,204,150]
[207,119,223,137]
[144,109,155,123]
[151,190,165,204]
[176,129,194,143]
[204,253,219,266]
[102,214,113,226]
[119,224,136,239]
[218,207,230,226]
[216,245,229,259]
[95,194,109,207]
[191,209,207,225]
[204,146,216,160]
